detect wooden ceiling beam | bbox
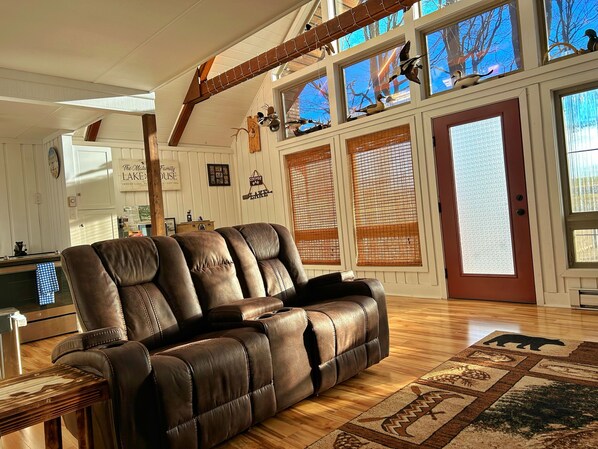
[84,120,102,141]
[186,0,417,106]
[169,58,216,147]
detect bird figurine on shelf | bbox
[585,29,597,52]
[389,41,425,85]
[451,69,494,89]
[305,24,335,55]
[354,94,385,116]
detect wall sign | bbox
[117,159,181,191]
[242,170,273,200]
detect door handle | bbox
[516,209,526,216]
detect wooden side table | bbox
[0,364,109,449]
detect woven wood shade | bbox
[347,125,422,266]
[286,145,341,265]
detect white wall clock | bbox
[48,146,60,178]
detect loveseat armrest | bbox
[307,277,390,359]
[53,332,160,449]
[208,297,284,322]
[51,327,126,362]
[306,271,355,290]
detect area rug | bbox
[308,331,598,448]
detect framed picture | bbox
[165,217,177,236]
[207,164,231,186]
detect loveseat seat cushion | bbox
[151,328,276,449]
[304,295,380,393]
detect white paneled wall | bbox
[0,137,69,257]
[74,140,242,229]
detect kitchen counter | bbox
[0,252,60,270]
[0,252,76,342]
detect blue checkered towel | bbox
[36,262,59,305]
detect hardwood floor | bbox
[3,297,598,448]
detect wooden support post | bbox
[76,407,94,449]
[141,114,165,236]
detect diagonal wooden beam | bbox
[84,120,102,141]
[169,58,215,147]
[187,0,417,106]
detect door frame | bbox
[429,94,542,304]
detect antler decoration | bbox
[231,127,249,140]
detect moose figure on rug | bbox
[484,333,565,351]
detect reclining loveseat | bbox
[53,223,389,449]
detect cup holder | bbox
[257,307,293,320]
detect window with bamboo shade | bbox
[347,125,422,266]
[286,145,341,265]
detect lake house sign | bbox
[117,159,181,192]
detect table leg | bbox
[44,417,63,449]
[76,407,94,449]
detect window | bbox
[343,45,410,120]
[425,1,522,95]
[420,0,463,16]
[335,0,404,51]
[286,146,341,265]
[542,0,598,61]
[275,2,326,79]
[557,85,598,266]
[281,75,330,138]
[347,125,422,266]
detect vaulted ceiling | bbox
[0,0,311,143]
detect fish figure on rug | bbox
[358,385,463,438]
[451,69,494,89]
[468,350,515,363]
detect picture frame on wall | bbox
[207,164,231,186]
[165,217,177,236]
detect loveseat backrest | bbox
[173,231,245,312]
[61,236,203,350]
[219,223,308,305]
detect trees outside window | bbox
[543,0,598,60]
[425,1,521,95]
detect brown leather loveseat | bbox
[53,223,389,449]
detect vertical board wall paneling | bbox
[0,138,70,257]
[21,144,42,253]
[0,144,13,257]
[107,143,239,228]
[5,143,29,248]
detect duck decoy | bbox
[451,69,494,89]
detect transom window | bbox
[425,1,522,95]
[281,75,330,139]
[419,0,463,16]
[542,0,598,61]
[342,44,410,120]
[335,0,404,51]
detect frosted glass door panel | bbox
[449,116,515,275]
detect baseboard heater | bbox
[576,289,598,310]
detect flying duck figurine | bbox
[389,41,424,85]
[305,24,335,55]
[355,94,385,116]
[451,69,494,89]
[585,29,597,52]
